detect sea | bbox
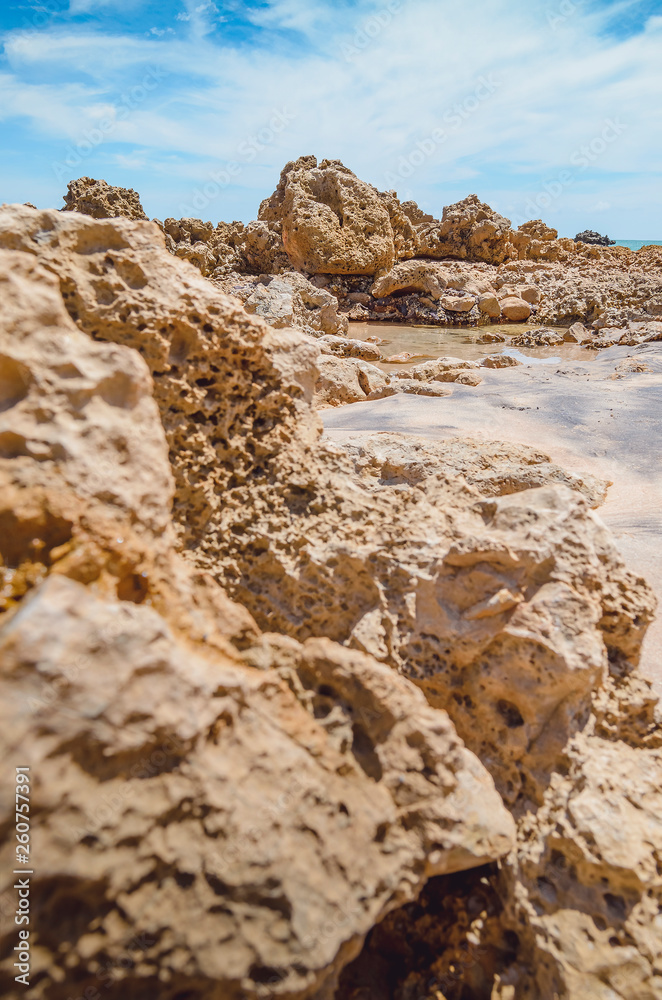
[613,239,662,251]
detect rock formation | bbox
[575,229,616,246]
[0,222,515,1000]
[258,155,397,275]
[414,194,518,265]
[0,193,661,999]
[62,176,148,220]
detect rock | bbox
[383,351,415,363]
[317,334,381,361]
[371,260,450,300]
[478,292,501,317]
[259,156,395,275]
[518,219,558,242]
[500,296,532,321]
[414,195,517,265]
[403,357,481,380]
[564,321,591,343]
[370,378,453,399]
[500,733,662,999]
[314,355,367,406]
[478,331,506,343]
[161,217,290,278]
[62,176,148,220]
[440,293,475,312]
[575,229,616,246]
[481,354,523,368]
[0,574,515,1000]
[314,355,389,406]
[2,202,660,997]
[0,249,173,536]
[511,328,564,346]
[519,285,541,304]
[215,272,349,339]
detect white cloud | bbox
[1,0,661,231]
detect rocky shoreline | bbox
[0,162,661,1000]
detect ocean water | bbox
[613,239,662,251]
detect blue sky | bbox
[1,0,661,236]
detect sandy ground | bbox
[323,342,662,694]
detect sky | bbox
[1,0,661,236]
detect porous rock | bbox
[258,156,396,275]
[414,194,517,265]
[0,574,515,1000]
[62,176,148,221]
[1,204,661,997]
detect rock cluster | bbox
[1,194,661,999]
[54,170,662,337]
[575,229,616,246]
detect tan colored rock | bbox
[0,249,173,535]
[519,285,541,304]
[62,176,148,220]
[500,733,662,1000]
[518,219,558,242]
[259,156,395,275]
[317,334,381,361]
[512,328,564,346]
[481,354,523,368]
[369,378,453,399]
[314,355,390,406]
[371,260,449,300]
[415,195,517,265]
[500,296,532,321]
[478,292,501,317]
[403,357,481,380]
[440,293,475,312]
[1,201,661,997]
[0,574,515,1000]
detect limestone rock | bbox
[414,195,517,265]
[371,260,450,300]
[499,295,532,321]
[500,734,662,999]
[317,334,381,361]
[259,156,396,275]
[368,378,453,399]
[0,249,173,535]
[0,574,515,1000]
[314,355,389,406]
[478,292,501,317]
[481,354,523,368]
[511,328,564,346]
[62,176,148,220]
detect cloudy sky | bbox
[1,0,661,236]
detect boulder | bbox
[62,176,148,220]
[414,195,517,265]
[575,229,616,246]
[481,353,523,368]
[259,156,396,275]
[500,296,532,321]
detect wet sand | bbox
[323,342,662,692]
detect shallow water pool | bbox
[348,321,594,373]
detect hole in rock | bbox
[497,700,525,729]
[351,723,383,781]
[335,865,518,1000]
